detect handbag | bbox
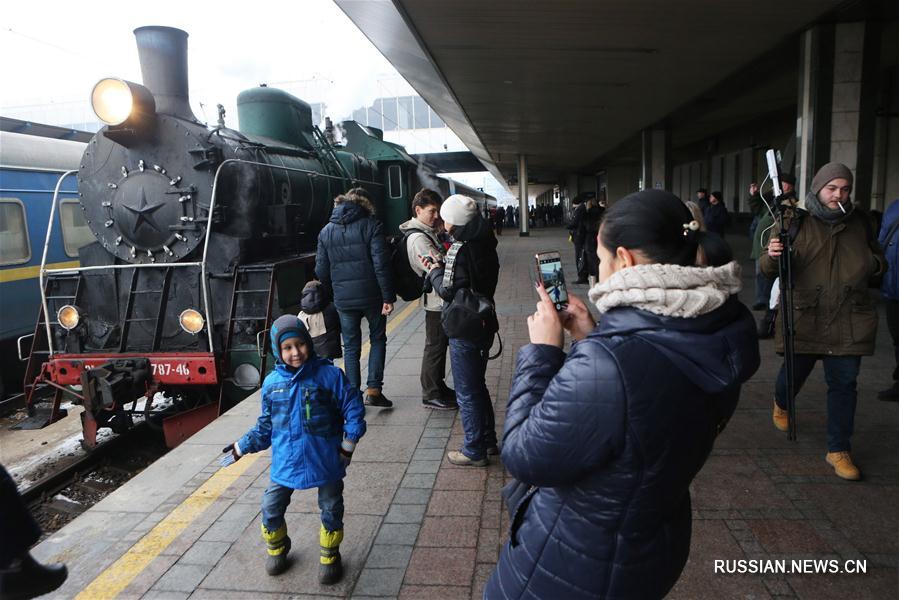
[440,242,503,358]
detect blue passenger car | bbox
[0,131,88,398]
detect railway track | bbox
[22,425,168,541]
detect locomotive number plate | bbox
[48,353,218,385]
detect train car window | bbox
[388,165,402,199]
[59,200,95,257]
[0,199,31,265]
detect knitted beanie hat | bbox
[271,314,314,354]
[440,194,479,226]
[810,162,853,195]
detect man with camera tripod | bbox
[762,162,884,481]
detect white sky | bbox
[0,0,402,125]
[0,0,514,202]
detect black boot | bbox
[0,553,68,600]
[318,552,343,585]
[877,382,899,402]
[264,536,291,576]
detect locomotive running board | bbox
[161,401,218,448]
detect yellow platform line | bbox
[75,454,260,600]
[76,300,419,598]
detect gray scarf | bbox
[804,191,853,224]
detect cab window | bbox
[0,199,31,265]
[59,200,94,257]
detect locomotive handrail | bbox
[40,170,78,355]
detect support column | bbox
[641,128,669,191]
[795,25,834,200]
[651,128,668,190]
[829,21,880,208]
[518,154,529,237]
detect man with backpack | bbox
[398,188,457,410]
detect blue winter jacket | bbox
[879,199,899,300]
[237,321,366,490]
[316,200,396,311]
[486,297,759,600]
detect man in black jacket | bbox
[421,195,500,466]
[567,195,589,284]
[316,188,395,407]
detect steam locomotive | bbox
[22,26,493,448]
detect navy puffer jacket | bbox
[316,200,396,311]
[486,297,759,600]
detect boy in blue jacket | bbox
[219,314,366,583]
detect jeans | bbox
[755,260,774,307]
[338,305,386,392]
[886,299,899,381]
[774,354,861,452]
[572,235,587,281]
[421,310,449,399]
[449,337,497,460]
[262,479,344,532]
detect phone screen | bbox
[537,253,568,308]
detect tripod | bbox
[776,200,798,441]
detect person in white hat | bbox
[419,195,500,466]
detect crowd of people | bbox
[6,161,893,598]
[214,163,895,593]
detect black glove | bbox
[219,443,241,467]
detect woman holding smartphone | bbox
[486,189,759,599]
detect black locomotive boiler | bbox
[23,26,391,448]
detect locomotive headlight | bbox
[57,305,82,330]
[179,309,205,335]
[91,78,156,126]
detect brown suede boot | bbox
[772,400,789,432]
[825,451,861,481]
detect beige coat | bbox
[399,217,444,311]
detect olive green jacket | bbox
[760,209,885,356]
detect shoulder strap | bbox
[442,241,465,288]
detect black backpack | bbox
[387,231,425,302]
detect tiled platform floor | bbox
[31,227,898,599]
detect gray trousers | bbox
[421,310,449,399]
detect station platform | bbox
[30,227,898,599]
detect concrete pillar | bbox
[795,25,834,200]
[641,128,669,191]
[518,154,529,237]
[830,21,880,208]
[795,22,879,205]
[651,128,668,190]
[640,130,650,191]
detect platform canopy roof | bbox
[335,0,848,184]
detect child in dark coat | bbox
[298,280,342,359]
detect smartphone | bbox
[535,251,568,310]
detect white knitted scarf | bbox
[587,261,743,318]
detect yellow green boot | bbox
[319,525,344,584]
[261,523,291,576]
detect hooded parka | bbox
[237,315,366,489]
[759,208,884,356]
[316,199,395,311]
[486,298,759,599]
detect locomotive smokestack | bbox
[133,26,197,121]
